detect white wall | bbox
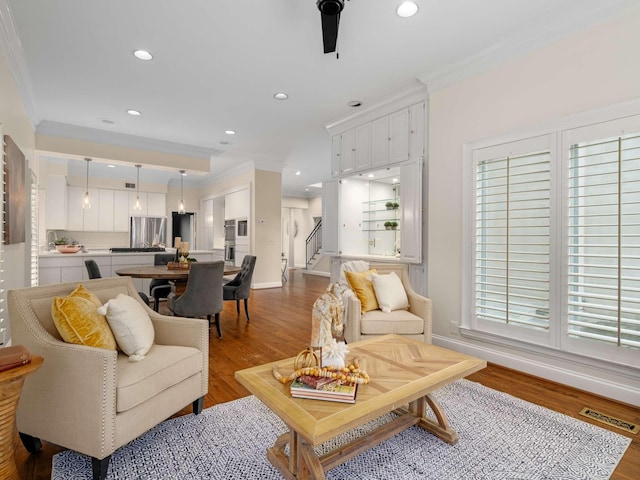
[428,7,640,403]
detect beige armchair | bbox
[8,277,209,480]
[342,263,432,343]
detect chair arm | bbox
[17,337,119,459]
[407,292,432,343]
[148,312,209,350]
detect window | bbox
[567,133,640,350]
[466,114,640,365]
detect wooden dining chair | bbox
[167,261,225,337]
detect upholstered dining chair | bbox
[223,255,256,321]
[149,253,175,312]
[167,261,225,337]
[85,259,150,305]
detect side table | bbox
[0,356,43,480]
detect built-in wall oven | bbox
[224,219,235,262]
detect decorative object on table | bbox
[272,356,369,386]
[55,244,82,254]
[179,241,189,263]
[321,338,349,368]
[293,348,319,370]
[0,344,31,372]
[310,282,347,363]
[290,376,358,403]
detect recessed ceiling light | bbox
[392,178,399,183]
[127,109,141,116]
[397,1,418,18]
[348,100,362,107]
[295,171,301,176]
[224,130,236,135]
[133,49,153,61]
[368,174,375,178]
[305,188,310,191]
[274,92,289,100]
[108,164,116,168]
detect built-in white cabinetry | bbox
[389,108,410,164]
[61,182,166,232]
[45,175,67,229]
[331,102,423,176]
[200,198,214,250]
[322,159,422,263]
[321,179,340,256]
[113,190,130,231]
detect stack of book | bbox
[290,375,357,404]
[0,344,31,372]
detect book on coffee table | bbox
[290,378,358,403]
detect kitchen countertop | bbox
[39,249,218,257]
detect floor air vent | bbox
[579,407,638,434]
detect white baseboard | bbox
[252,281,283,289]
[433,334,640,406]
[303,270,330,277]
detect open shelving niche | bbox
[360,169,401,257]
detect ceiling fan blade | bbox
[320,11,340,54]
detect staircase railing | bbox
[305,220,322,267]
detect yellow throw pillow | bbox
[345,269,379,313]
[52,285,117,350]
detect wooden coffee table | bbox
[235,334,486,480]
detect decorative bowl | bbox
[56,245,82,254]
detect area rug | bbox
[52,379,630,479]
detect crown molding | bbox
[421,0,640,93]
[0,0,39,128]
[36,121,219,159]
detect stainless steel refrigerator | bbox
[130,216,167,248]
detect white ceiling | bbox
[6,0,640,196]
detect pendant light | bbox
[134,164,142,211]
[178,170,186,214]
[82,158,91,209]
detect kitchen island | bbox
[38,249,225,292]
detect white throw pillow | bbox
[371,272,409,313]
[97,294,154,361]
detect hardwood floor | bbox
[15,270,640,479]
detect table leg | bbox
[416,393,459,444]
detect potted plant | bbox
[393,202,399,209]
[54,237,68,246]
[384,221,392,230]
[390,221,398,230]
[385,202,394,210]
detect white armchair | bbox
[8,277,209,480]
[342,263,431,343]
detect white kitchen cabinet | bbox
[45,175,67,230]
[98,189,115,231]
[410,101,425,160]
[354,122,372,172]
[371,116,390,168]
[200,198,214,250]
[67,186,85,231]
[235,245,249,267]
[147,192,166,217]
[113,190,130,231]
[389,108,410,164]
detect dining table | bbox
[115,263,241,296]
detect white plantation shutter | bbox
[472,135,553,340]
[567,133,640,350]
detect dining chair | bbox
[223,255,257,321]
[84,259,151,306]
[167,261,225,337]
[149,253,175,312]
